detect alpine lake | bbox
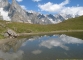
[0,32,83,60]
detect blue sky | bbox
[9,0,83,15]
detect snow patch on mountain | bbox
[0,8,11,21]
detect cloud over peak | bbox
[61,6,83,15]
[38,0,83,16]
[21,5,27,10]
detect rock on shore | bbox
[4,29,18,38]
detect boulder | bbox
[4,29,18,38]
[4,33,9,37]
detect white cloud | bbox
[21,5,27,10]
[0,8,11,21]
[32,0,41,2]
[16,0,23,2]
[61,7,83,16]
[60,0,69,6]
[38,0,69,12]
[38,0,83,16]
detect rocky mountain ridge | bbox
[0,0,81,24]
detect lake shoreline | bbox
[0,30,83,44]
[18,30,83,36]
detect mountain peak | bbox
[12,0,16,2]
[11,0,19,8]
[12,0,17,5]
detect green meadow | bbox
[0,16,83,39]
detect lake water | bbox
[0,32,83,60]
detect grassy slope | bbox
[0,16,83,39]
[48,16,83,30]
[8,15,83,32]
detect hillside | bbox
[0,16,83,39]
[48,15,83,30]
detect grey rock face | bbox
[8,0,29,23]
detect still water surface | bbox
[0,33,83,60]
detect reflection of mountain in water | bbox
[0,38,27,52]
[0,34,83,60]
[0,38,27,60]
[0,36,41,60]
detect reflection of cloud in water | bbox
[28,36,41,42]
[39,34,83,50]
[0,50,24,60]
[32,50,42,55]
[22,36,41,47]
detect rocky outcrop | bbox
[4,29,18,38]
[8,0,30,23]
